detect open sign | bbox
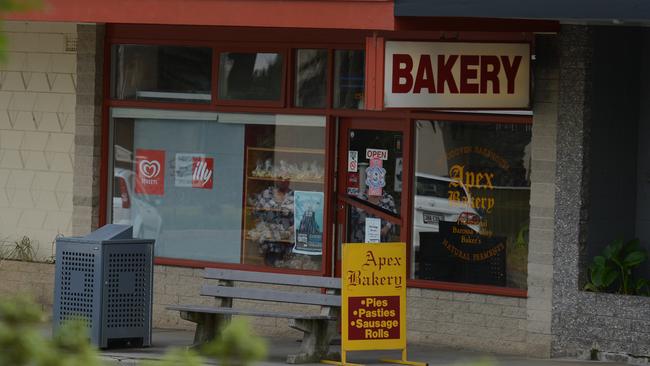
[366,148,388,160]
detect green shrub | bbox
[1,296,267,366]
[201,318,267,366]
[0,296,100,366]
[584,238,650,295]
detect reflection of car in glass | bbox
[413,173,481,248]
[112,168,163,239]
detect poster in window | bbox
[135,149,165,195]
[175,153,214,189]
[366,158,386,196]
[394,157,403,192]
[365,217,381,243]
[293,191,324,255]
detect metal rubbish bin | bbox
[53,224,154,348]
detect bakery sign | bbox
[384,41,530,109]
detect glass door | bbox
[335,119,411,275]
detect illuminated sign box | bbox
[384,41,530,109]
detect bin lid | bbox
[83,224,133,241]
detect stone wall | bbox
[72,24,103,236]
[0,259,55,313]
[552,24,650,360]
[0,21,77,259]
[525,34,560,357]
[407,288,527,355]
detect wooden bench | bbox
[167,268,341,363]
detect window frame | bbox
[106,107,333,276]
[215,47,289,108]
[100,24,535,297]
[406,117,532,298]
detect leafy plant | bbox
[0,236,38,262]
[1,296,267,366]
[0,0,42,61]
[202,318,267,366]
[584,238,650,295]
[143,318,267,366]
[141,348,205,366]
[0,296,100,366]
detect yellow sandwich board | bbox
[323,242,425,366]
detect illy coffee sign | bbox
[191,157,213,189]
[384,41,530,109]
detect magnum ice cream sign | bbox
[135,149,165,195]
[384,41,530,108]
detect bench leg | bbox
[180,311,231,349]
[287,319,338,364]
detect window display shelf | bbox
[244,236,294,244]
[247,147,324,154]
[246,176,323,184]
[245,206,284,212]
[242,142,325,269]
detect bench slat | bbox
[202,285,341,307]
[203,268,341,289]
[167,305,336,320]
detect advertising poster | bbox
[364,217,381,243]
[175,153,214,189]
[135,149,165,195]
[342,242,406,351]
[366,158,386,196]
[293,191,324,255]
[348,151,358,172]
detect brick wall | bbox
[152,265,309,339]
[552,25,650,361]
[0,259,55,313]
[72,24,103,236]
[407,288,527,354]
[526,34,560,357]
[0,21,77,260]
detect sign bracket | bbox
[380,349,428,366]
[322,350,364,366]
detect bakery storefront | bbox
[105,25,533,297]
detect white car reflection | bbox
[113,168,163,239]
[412,173,481,248]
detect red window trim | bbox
[155,257,325,276]
[408,279,528,298]
[107,39,366,111]
[100,24,534,299]
[214,47,288,108]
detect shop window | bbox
[110,108,326,272]
[243,124,326,269]
[111,45,212,103]
[412,120,531,289]
[334,50,364,109]
[294,49,328,108]
[218,52,284,102]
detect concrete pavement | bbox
[98,328,628,366]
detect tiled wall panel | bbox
[0,21,76,259]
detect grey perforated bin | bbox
[53,224,154,348]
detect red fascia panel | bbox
[7,0,396,31]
